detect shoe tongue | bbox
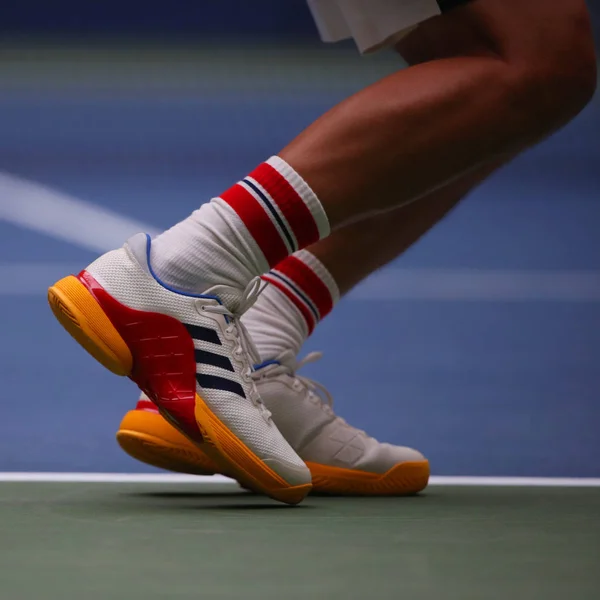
[202,284,244,312]
[274,350,298,371]
[253,350,296,375]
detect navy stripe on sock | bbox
[196,374,246,398]
[243,178,296,252]
[184,324,221,345]
[268,271,320,322]
[195,349,234,372]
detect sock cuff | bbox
[261,250,339,334]
[266,156,330,241]
[293,249,340,305]
[219,156,330,269]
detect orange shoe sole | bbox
[117,408,430,496]
[48,273,311,505]
[306,461,430,496]
[117,409,220,475]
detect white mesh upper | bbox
[256,363,426,474]
[257,376,332,450]
[193,338,233,358]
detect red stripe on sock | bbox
[274,255,333,319]
[220,183,289,267]
[250,163,320,249]
[262,274,316,334]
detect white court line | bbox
[1,171,600,302]
[1,473,599,487]
[428,476,600,487]
[0,171,159,253]
[0,472,232,484]
[347,268,600,302]
[2,263,600,301]
[0,263,85,294]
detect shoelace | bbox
[200,277,272,421]
[252,351,369,437]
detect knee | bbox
[509,3,597,129]
[537,26,596,120]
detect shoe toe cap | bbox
[357,443,428,474]
[388,445,427,463]
[263,458,312,487]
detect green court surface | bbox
[1,482,598,600]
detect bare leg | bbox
[304,15,522,295]
[308,160,504,295]
[281,0,596,227]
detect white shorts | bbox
[307,0,442,54]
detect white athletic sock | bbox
[150,157,329,295]
[243,249,340,361]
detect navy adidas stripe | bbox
[195,349,234,372]
[268,271,320,322]
[196,374,245,398]
[243,178,296,252]
[184,324,221,345]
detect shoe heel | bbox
[48,275,133,376]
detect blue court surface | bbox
[0,43,598,477]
